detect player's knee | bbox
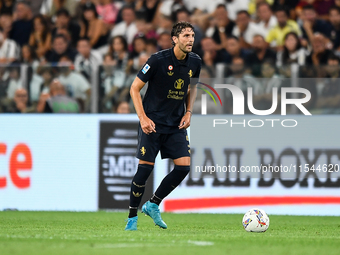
[132,164,154,185]
[174,165,190,174]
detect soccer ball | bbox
[242,208,270,232]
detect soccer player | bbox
[125,22,201,231]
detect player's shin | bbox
[151,165,190,205]
[128,164,154,218]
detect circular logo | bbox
[168,65,173,70]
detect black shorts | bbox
[136,125,190,163]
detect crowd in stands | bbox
[0,0,339,113]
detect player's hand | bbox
[179,111,191,129]
[140,116,156,134]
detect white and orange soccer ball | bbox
[242,208,270,232]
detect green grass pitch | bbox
[0,211,339,255]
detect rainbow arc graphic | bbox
[197,82,222,106]
[197,82,222,115]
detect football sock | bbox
[153,165,190,202]
[129,164,154,217]
[150,194,162,205]
[128,207,138,218]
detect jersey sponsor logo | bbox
[188,70,193,77]
[140,146,146,156]
[168,65,173,70]
[142,64,150,74]
[174,79,184,89]
[167,71,174,76]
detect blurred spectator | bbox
[232,10,265,48]
[329,6,340,53]
[0,0,15,15]
[37,79,80,113]
[300,5,332,44]
[315,55,340,113]
[276,32,307,66]
[253,60,283,112]
[159,0,186,19]
[226,0,249,21]
[0,27,19,63]
[9,1,33,47]
[115,100,131,113]
[40,0,77,17]
[157,31,172,50]
[225,57,261,112]
[29,66,53,102]
[21,44,39,68]
[25,0,44,16]
[4,88,34,113]
[266,7,301,48]
[52,8,80,48]
[247,34,276,76]
[296,0,335,19]
[135,14,158,39]
[225,36,251,64]
[272,0,299,19]
[257,2,277,37]
[58,55,91,112]
[207,4,235,50]
[74,37,103,81]
[110,5,137,45]
[135,0,161,23]
[0,12,13,37]
[156,14,173,35]
[80,2,109,49]
[145,37,158,55]
[306,33,334,66]
[200,37,228,71]
[96,0,120,28]
[6,66,22,99]
[45,34,77,63]
[29,14,52,60]
[130,35,147,70]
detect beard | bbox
[179,43,192,54]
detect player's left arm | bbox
[179,84,197,129]
[179,61,201,129]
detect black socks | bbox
[128,164,154,218]
[153,165,190,203]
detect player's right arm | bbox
[130,77,156,134]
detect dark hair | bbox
[78,37,91,44]
[282,32,301,64]
[328,54,340,62]
[53,33,68,43]
[131,35,146,57]
[146,38,158,47]
[109,36,128,56]
[329,6,340,14]
[170,21,194,45]
[227,35,239,41]
[216,4,227,10]
[274,6,289,17]
[56,8,70,17]
[236,10,250,17]
[81,2,99,36]
[302,4,315,12]
[121,5,135,13]
[31,14,50,46]
[21,44,38,61]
